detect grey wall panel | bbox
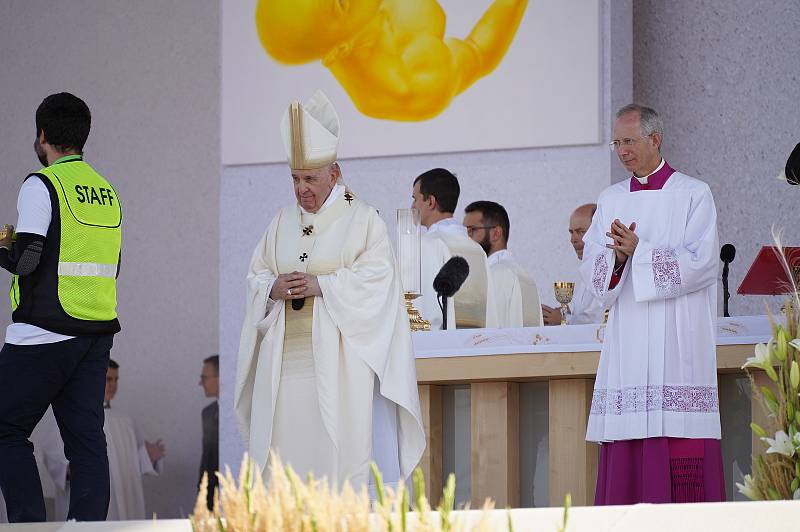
[0,0,220,518]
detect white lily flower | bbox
[743,343,771,370]
[736,474,759,500]
[762,430,795,457]
[791,338,800,351]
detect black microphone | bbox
[433,256,469,297]
[782,142,800,185]
[720,244,735,317]
[720,244,736,264]
[292,298,305,311]
[433,256,469,330]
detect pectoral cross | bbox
[299,253,308,262]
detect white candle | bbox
[396,209,421,294]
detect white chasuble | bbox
[235,188,425,488]
[426,219,499,329]
[418,233,456,330]
[488,250,543,328]
[580,172,720,443]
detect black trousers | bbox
[0,335,113,522]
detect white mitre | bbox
[280,90,340,170]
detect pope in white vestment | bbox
[235,91,424,489]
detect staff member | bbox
[0,93,122,522]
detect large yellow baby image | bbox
[255,0,528,121]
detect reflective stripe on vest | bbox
[57,262,117,278]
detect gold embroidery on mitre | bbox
[289,102,304,170]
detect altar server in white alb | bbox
[235,90,425,488]
[581,104,724,505]
[411,168,498,329]
[39,360,165,520]
[463,200,542,327]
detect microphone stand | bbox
[722,261,730,317]
[439,294,448,330]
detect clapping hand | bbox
[606,219,638,263]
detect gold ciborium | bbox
[404,293,431,331]
[554,281,575,326]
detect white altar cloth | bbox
[412,315,771,358]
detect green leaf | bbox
[777,328,789,362]
[507,510,515,532]
[790,402,796,423]
[370,462,385,507]
[412,468,426,512]
[762,386,780,414]
[438,473,456,532]
[751,422,768,438]
[401,486,408,532]
[791,477,800,493]
[766,364,779,382]
[767,487,781,500]
[792,361,800,391]
[795,460,800,478]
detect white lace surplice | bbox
[579,172,720,443]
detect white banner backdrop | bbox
[222,0,601,165]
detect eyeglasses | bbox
[609,134,652,151]
[465,225,496,236]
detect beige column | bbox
[470,382,520,508]
[548,378,597,507]
[418,384,443,506]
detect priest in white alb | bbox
[581,104,724,505]
[37,360,165,520]
[235,90,425,489]
[463,200,542,327]
[411,168,498,329]
[419,233,456,330]
[543,203,606,325]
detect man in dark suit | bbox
[198,355,219,510]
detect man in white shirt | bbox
[411,169,498,328]
[542,203,606,325]
[463,200,542,327]
[0,93,121,522]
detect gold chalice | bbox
[554,282,575,326]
